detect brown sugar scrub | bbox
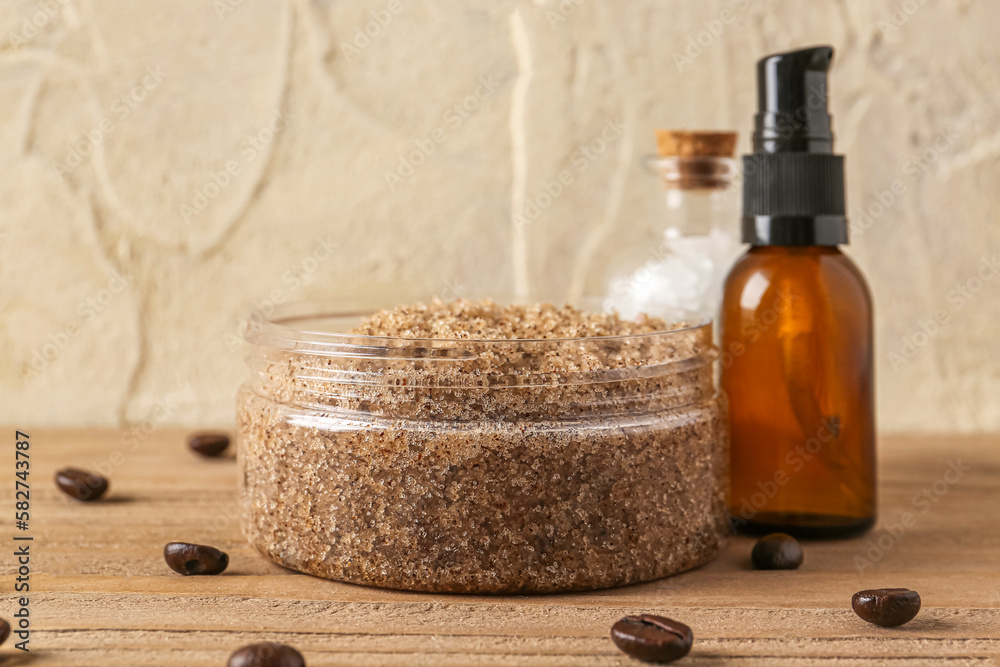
[237,299,729,593]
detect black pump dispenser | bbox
[742,46,848,246]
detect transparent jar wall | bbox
[238,390,728,594]
[602,156,742,323]
[236,309,730,594]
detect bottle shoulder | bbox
[723,246,872,311]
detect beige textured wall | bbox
[2,0,998,432]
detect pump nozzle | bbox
[741,45,847,246]
[754,46,834,153]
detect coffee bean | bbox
[227,642,305,667]
[0,618,10,647]
[611,614,693,664]
[751,533,803,570]
[163,542,229,576]
[852,588,921,627]
[188,432,230,458]
[55,468,109,501]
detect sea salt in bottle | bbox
[602,131,742,322]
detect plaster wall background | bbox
[2,0,997,432]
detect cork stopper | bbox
[653,130,737,189]
[656,130,737,158]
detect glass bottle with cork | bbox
[601,131,742,323]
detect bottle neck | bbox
[748,245,842,256]
[654,156,736,190]
[741,212,848,247]
[645,155,738,238]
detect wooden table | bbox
[2,430,998,666]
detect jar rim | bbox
[242,303,718,417]
[244,302,713,352]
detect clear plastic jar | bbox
[237,306,728,593]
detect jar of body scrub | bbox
[237,302,729,593]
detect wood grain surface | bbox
[1,430,998,666]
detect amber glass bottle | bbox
[722,46,876,537]
[722,246,875,535]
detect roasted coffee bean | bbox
[163,542,229,576]
[852,588,921,627]
[55,468,109,501]
[611,614,693,664]
[751,532,803,570]
[227,642,305,667]
[0,618,10,646]
[188,432,230,457]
